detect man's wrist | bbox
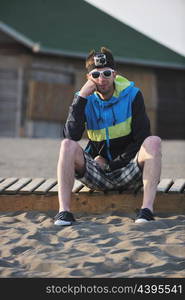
[79,91,88,98]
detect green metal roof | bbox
[0,0,185,69]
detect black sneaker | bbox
[54,211,75,226]
[135,208,155,224]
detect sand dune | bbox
[0,211,185,278]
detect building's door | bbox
[0,68,22,137]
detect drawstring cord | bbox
[95,99,117,162]
[111,106,117,125]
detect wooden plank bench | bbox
[0,177,184,213]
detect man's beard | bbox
[97,85,110,95]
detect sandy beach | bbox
[0,138,185,278]
[0,211,185,278]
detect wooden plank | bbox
[48,183,58,194]
[19,178,45,194]
[34,178,57,194]
[0,194,58,211]
[0,192,184,213]
[27,80,74,122]
[4,178,32,194]
[0,178,18,193]
[168,179,185,193]
[48,182,89,194]
[80,185,94,193]
[72,181,84,193]
[157,178,174,192]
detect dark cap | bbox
[86,47,115,72]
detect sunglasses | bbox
[89,69,114,79]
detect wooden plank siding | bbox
[19,178,45,194]
[0,68,21,136]
[168,179,185,192]
[0,67,23,137]
[157,178,174,192]
[0,177,184,213]
[25,65,75,138]
[156,69,185,139]
[0,177,185,196]
[26,80,74,122]
[0,178,18,192]
[33,178,57,194]
[4,178,32,194]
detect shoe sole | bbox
[135,218,151,224]
[54,220,72,226]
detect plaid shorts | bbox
[75,152,143,192]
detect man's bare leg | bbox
[57,139,85,212]
[137,136,162,213]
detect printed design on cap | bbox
[94,53,107,67]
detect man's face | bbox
[87,67,116,96]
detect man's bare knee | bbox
[59,139,85,169]
[143,136,162,156]
[61,138,77,150]
[138,136,162,165]
[59,139,79,157]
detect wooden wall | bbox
[24,59,76,137]
[118,64,158,135]
[0,29,30,137]
[0,29,184,139]
[155,69,185,139]
[0,67,23,137]
[27,81,74,122]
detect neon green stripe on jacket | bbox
[113,75,130,98]
[87,117,132,142]
[87,127,106,141]
[109,117,132,139]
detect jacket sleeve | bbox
[109,91,151,171]
[63,94,87,141]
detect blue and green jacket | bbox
[63,75,151,171]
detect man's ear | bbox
[113,71,117,78]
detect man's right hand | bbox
[79,79,97,98]
[94,155,108,170]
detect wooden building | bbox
[0,0,185,139]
